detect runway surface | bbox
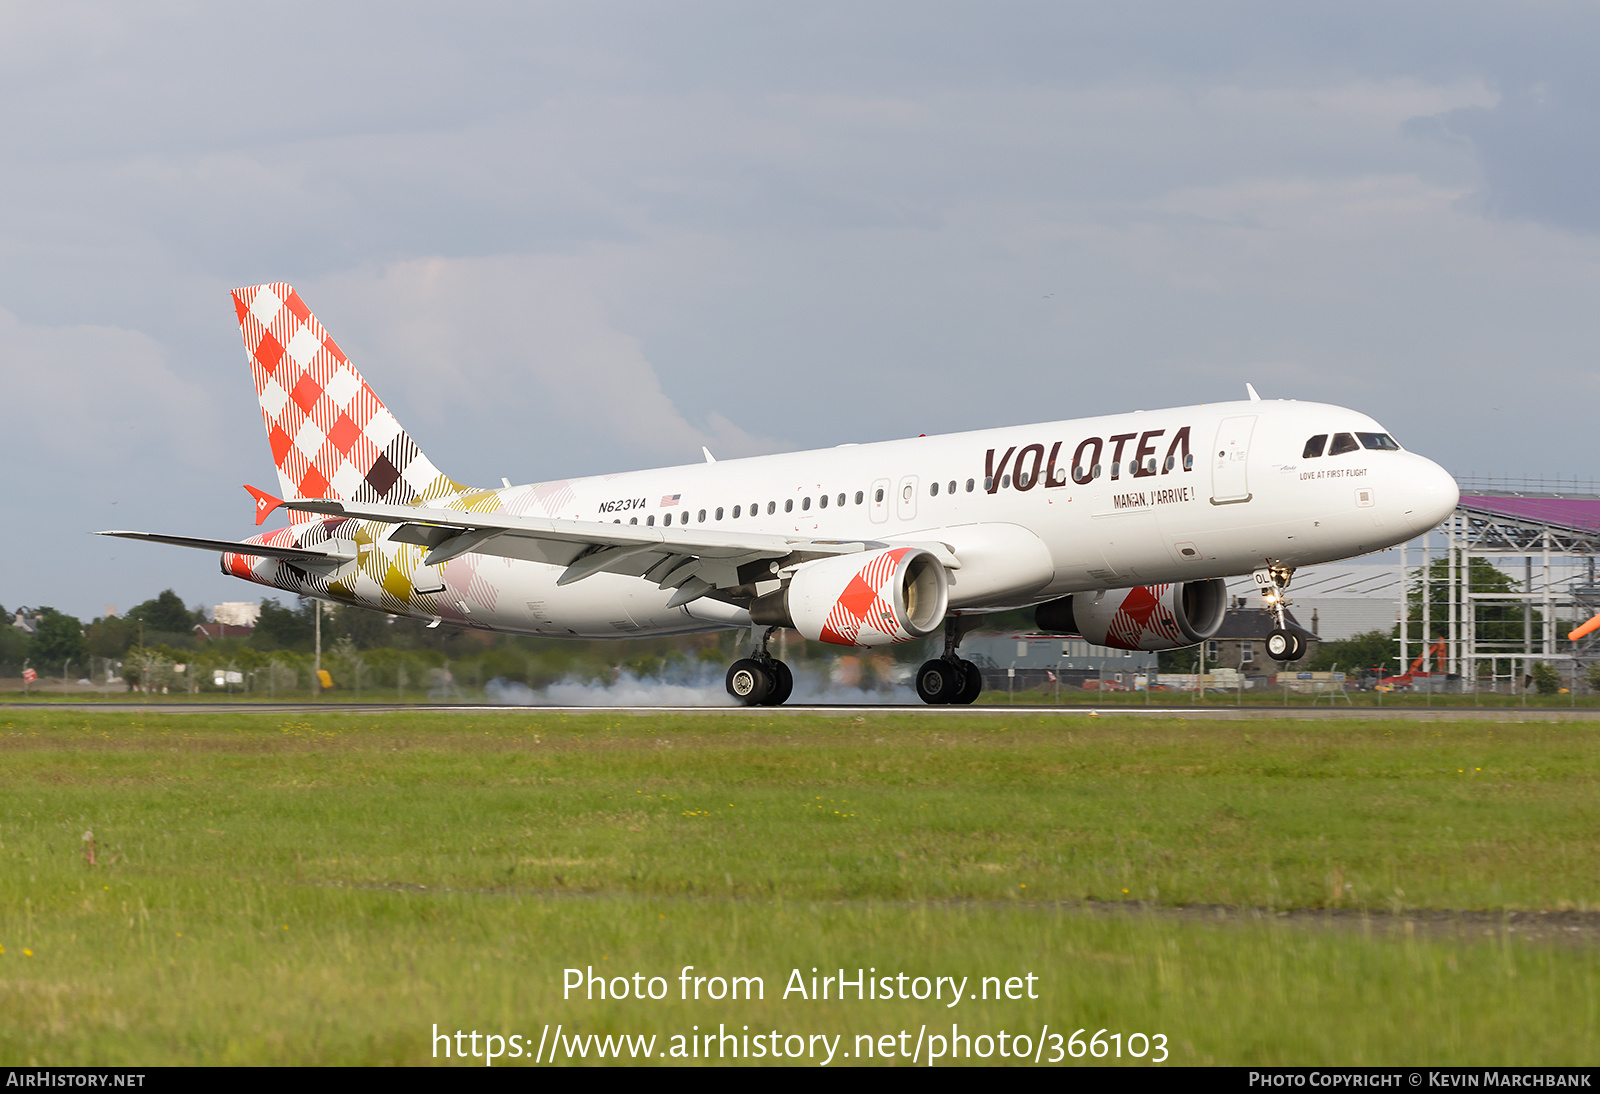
[6,701,1600,720]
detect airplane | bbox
[101,284,1461,705]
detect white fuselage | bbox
[258,397,1458,639]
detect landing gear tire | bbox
[762,660,794,706]
[726,658,773,705]
[916,659,960,704]
[1266,629,1305,663]
[950,659,983,705]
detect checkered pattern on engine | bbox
[1103,584,1186,650]
[819,547,916,646]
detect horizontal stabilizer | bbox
[97,530,355,567]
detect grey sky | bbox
[2,3,1596,620]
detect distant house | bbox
[1204,600,1319,673]
[212,602,262,628]
[12,610,36,635]
[194,601,261,641]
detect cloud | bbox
[0,306,235,623]
[0,306,217,467]
[1427,77,1600,233]
[305,255,781,482]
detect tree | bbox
[1407,555,1537,647]
[31,607,87,668]
[127,590,198,637]
[328,603,392,649]
[0,607,30,668]
[1306,629,1395,674]
[1531,661,1562,695]
[252,598,314,651]
[85,614,138,658]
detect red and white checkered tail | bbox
[232,284,464,507]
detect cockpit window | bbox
[1302,434,1328,459]
[1328,432,1360,456]
[1357,432,1401,451]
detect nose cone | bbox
[1399,455,1459,535]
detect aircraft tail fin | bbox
[231,284,463,507]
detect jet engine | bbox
[750,546,949,646]
[1034,578,1226,651]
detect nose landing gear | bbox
[726,627,794,706]
[1255,564,1306,662]
[916,615,983,705]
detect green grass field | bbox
[2,708,1597,1065]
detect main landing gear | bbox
[1254,564,1306,662]
[916,616,983,705]
[726,627,794,706]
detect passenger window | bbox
[1002,474,1011,489]
[681,511,689,524]
[965,478,974,492]
[1164,456,1175,472]
[819,494,828,508]
[768,501,776,515]
[647,515,655,526]
[1092,463,1103,479]
[663,513,672,526]
[948,480,956,495]
[930,481,939,496]
[874,488,884,503]
[1303,434,1328,459]
[785,499,794,513]
[732,505,740,518]
[802,497,811,511]
[630,517,638,525]
[614,519,620,524]
[1357,432,1401,451]
[1328,432,1359,456]
[715,507,723,520]
[1183,454,1194,470]
[838,493,846,506]
[698,509,706,522]
[855,491,864,504]
[984,476,993,491]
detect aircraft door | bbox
[897,475,919,521]
[1211,415,1256,504]
[869,478,890,524]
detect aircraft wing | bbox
[279,498,920,607]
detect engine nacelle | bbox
[751,546,949,646]
[1035,578,1226,651]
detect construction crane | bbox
[1377,638,1448,691]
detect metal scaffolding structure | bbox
[1396,484,1600,693]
